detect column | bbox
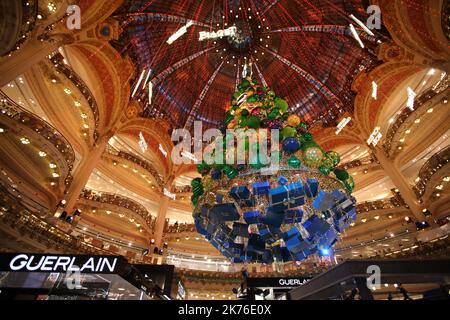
[373,147,426,221]
[154,195,170,248]
[0,38,59,87]
[63,134,110,213]
[153,171,176,248]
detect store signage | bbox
[0,254,124,274]
[246,277,312,288]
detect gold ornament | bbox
[287,115,301,127]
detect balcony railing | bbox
[356,197,403,213]
[166,223,196,233]
[383,75,449,156]
[338,155,378,170]
[80,188,156,231]
[0,91,75,188]
[174,185,192,194]
[1,0,38,57]
[49,52,100,141]
[0,187,111,255]
[105,145,164,188]
[413,145,450,198]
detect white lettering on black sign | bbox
[8,254,119,273]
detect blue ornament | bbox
[282,137,301,153]
[211,168,222,180]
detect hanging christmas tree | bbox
[191,77,356,263]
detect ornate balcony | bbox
[338,154,379,171]
[413,145,450,199]
[0,91,75,190]
[80,188,156,232]
[356,197,404,213]
[49,52,100,141]
[0,0,38,57]
[105,145,165,188]
[383,75,449,157]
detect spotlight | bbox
[320,248,330,256]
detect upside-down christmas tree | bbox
[191,76,357,263]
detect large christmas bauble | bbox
[302,146,324,167]
[282,137,301,153]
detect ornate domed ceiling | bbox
[114,0,380,131]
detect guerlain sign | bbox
[0,254,124,274]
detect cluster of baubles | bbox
[191,78,357,263]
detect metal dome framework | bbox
[114,0,380,131]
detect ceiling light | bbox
[374,216,379,220]
[20,137,30,144]
[436,193,441,197]
[427,108,434,113]
[49,163,57,169]
[83,124,89,129]
[436,185,443,190]
[0,128,5,133]
[52,173,59,178]
[64,88,71,95]
[106,210,111,214]
[390,233,395,238]
[443,177,450,182]
[361,219,367,223]
[74,101,81,107]
[39,151,47,157]
[414,119,421,124]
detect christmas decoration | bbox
[192,77,357,263]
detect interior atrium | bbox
[0,0,449,301]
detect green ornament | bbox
[320,155,335,169]
[224,111,234,124]
[334,169,349,181]
[247,95,258,103]
[238,116,247,127]
[319,165,332,175]
[326,151,341,167]
[268,111,278,120]
[282,126,297,138]
[241,109,250,116]
[191,195,198,206]
[196,161,210,175]
[302,132,313,141]
[299,122,308,129]
[344,176,355,192]
[223,166,238,179]
[241,80,250,89]
[247,115,261,129]
[288,156,301,168]
[275,98,288,113]
[191,178,202,187]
